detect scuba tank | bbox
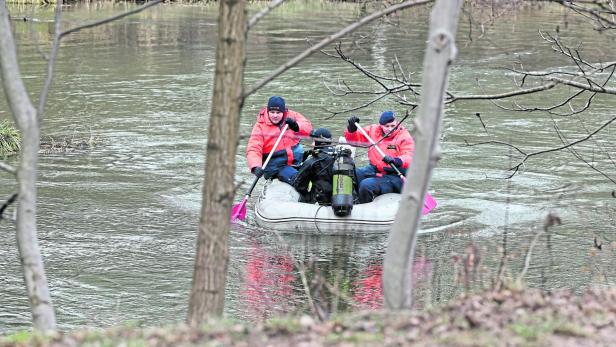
[331,147,355,217]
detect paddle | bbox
[354,122,437,215]
[231,124,290,222]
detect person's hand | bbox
[347,116,360,133]
[383,156,403,167]
[251,166,264,178]
[284,117,300,132]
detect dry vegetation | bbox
[2,287,615,347]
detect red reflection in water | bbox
[353,256,433,309]
[241,243,295,320]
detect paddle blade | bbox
[421,193,437,215]
[231,196,248,222]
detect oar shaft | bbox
[355,123,385,156]
[245,123,289,197]
[262,124,289,169]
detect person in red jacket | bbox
[246,96,312,184]
[344,111,414,203]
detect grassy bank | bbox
[0,121,20,157]
[6,0,56,4]
[2,287,615,346]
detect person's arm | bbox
[292,158,315,194]
[343,116,371,143]
[396,130,415,169]
[246,124,264,170]
[289,110,312,137]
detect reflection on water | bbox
[234,234,437,319]
[353,257,433,310]
[0,2,615,332]
[240,241,295,320]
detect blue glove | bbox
[251,166,264,178]
[383,156,403,168]
[347,115,360,133]
[284,117,300,132]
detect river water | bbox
[0,2,615,332]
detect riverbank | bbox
[2,287,614,346]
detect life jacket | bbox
[246,107,312,170]
[344,124,414,175]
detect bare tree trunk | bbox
[0,1,56,330]
[188,0,246,324]
[383,0,463,310]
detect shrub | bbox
[0,120,21,157]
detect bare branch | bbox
[465,139,527,157]
[0,4,36,131]
[488,89,596,117]
[447,83,556,102]
[59,0,163,38]
[540,31,599,70]
[467,114,616,181]
[37,1,63,122]
[248,0,285,30]
[517,212,562,287]
[515,117,616,177]
[0,161,17,175]
[322,92,391,118]
[37,0,163,123]
[553,118,616,184]
[575,116,616,168]
[0,193,18,221]
[549,0,616,30]
[243,0,433,98]
[546,75,616,94]
[321,44,422,114]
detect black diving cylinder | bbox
[332,148,355,217]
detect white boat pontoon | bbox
[254,180,400,235]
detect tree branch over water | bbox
[467,116,616,180]
[553,117,616,184]
[0,161,17,175]
[1,0,163,331]
[549,0,616,30]
[321,45,563,115]
[322,25,616,118]
[489,32,616,116]
[321,44,421,116]
[248,0,285,30]
[59,0,163,38]
[38,0,163,122]
[243,0,433,98]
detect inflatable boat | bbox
[254,179,400,234]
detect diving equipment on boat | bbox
[332,147,355,217]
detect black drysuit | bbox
[292,147,336,204]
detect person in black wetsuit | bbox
[292,128,336,204]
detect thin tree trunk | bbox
[383,0,463,310]
[188,0,246,324]
[0,1,56,330]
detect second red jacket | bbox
[344,124,414,174]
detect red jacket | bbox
[344,124,414,174]
[246,107,312,170]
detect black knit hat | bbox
[267,96,285,112]
[311,127,332,147]
[379,111,395,125]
